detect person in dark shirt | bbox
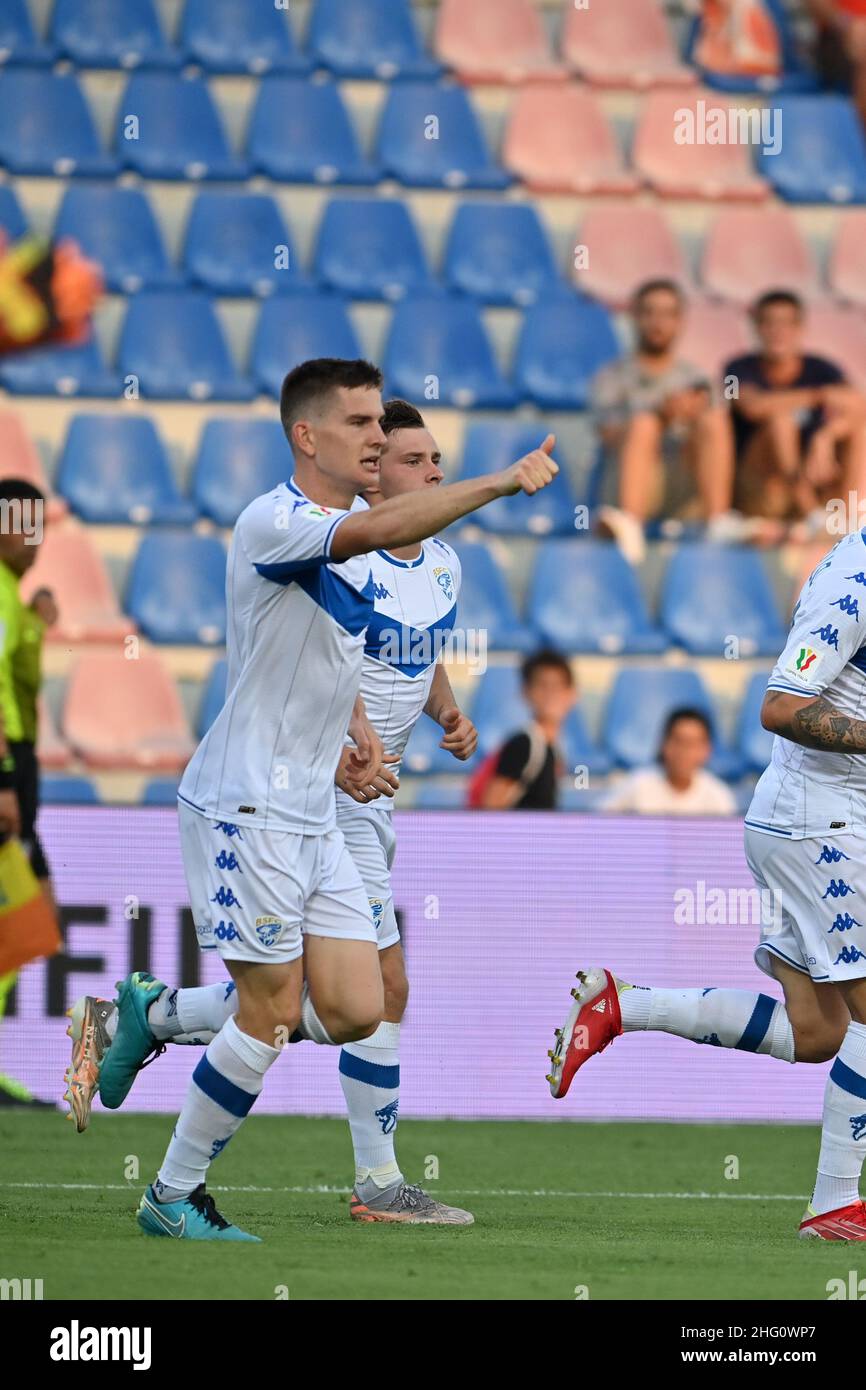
[480,649,576,811]
[724,290,866,537]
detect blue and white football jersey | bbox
[746,529,866,839]
[179,477,373,835]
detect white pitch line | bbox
[0,1181,808,1201]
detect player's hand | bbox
[345,708,384,786]
[438,706,478,762]
[335,746,400,802]
[30,587,58,627]
[498,435,558,497]
[0,788,21,838]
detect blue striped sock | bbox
[338,1023,401,1180]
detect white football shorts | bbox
[335,801,401,951]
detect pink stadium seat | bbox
[503,83,638,195]
[435,0,564,84]
[20,522,135,643]
[701,207,818,306]
[576,204,690,307]
[63,650,194,770]
[0,410,66,521]
[37,694,71,771]
[633,90,768,200]
[805,304,866,391]
[829,211,866,308]
[562,0,695,89]
[678,298,751,379]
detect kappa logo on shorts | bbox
[255,916,284,948]
[215,920,241,942]
[368,899,384,933]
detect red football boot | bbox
[547,967,623,1099]
[799,1201,866,1240]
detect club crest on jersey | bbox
[433,566,453,602]
[787,644,820,678]
[255,916,283,948]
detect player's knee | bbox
[236,992,300,1046]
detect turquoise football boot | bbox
[137,1184,261,1242]
[98,971,167,1110]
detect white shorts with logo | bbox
[178,802,377,965]
[335,801,400,952]
[744,825,866,984]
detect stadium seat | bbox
[739,670,774,776]
[198,658,227,738]
[634,89,768,200]
[0,186,28,241]
[141,778,180,806]
[434,0,563,84]
[249,76,379,184]
[126,532,227,646]
[40,776,99,805]
[513,291,621,410]
[678,298,751,380]
[63,651,194,770]
[401,712,469,776]
[830,211,866,308]
[603,667,737,776]
[558,784,608,812]
[252,295,361,399]
[118,290,253,401]
[184,192,307,297]
[458,423,576,535]
[452,540,535,651]
[314,198,431,302]
[805,304,866,392]
[57,415,195,525]
[180,0,309,74]
[51,0,178,68]
[576,204,690,308]
[701,206,819,306]
[54,185,177,295]
[0,0,56,65]
[116,73,247,181]
[0,411,62,517]
[20,523,135,643]
[526,540,666,655]
[383,294,516,409]
[310,0,439,79]
[660,544,786,656]
[377,81,510,189]
[411,782,469,809]
[443,203,560,306]
[503,83,638,195]
[0,71,115,177]
[37,695,72,770]
[562,0,694,88]
[0,338,121,398]
[755,95,866,204]
[192,419,290,527]
[469,665,609,775]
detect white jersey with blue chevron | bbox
[178,476,373,835]
[747,529,866,840]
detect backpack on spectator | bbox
[466,724,548,809]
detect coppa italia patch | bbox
[787,645,821,677]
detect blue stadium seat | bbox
[444,203,560,306]
[54,185,177,294]
[558,784,608,812]
[141,778,180,806]
[180,0,309,74]
[40,776,100,805]
[514,291,621,410]
[118,290,253,401]
[402,712,470,776]
[52,0,178,69]
[314,198,431,301]
[469,665,608,776]
[193,419,290,527]
[412,782,469,809]
[603,667,740,779]
[383,294,516,408]
[198,658,228,738]
[527,541,666,655]
[0,185,27,240]
[0,0,56,66]
[454,541,535,651]
[309,0,440,79]
[660,544,786,656]
[458,423,576,536]
[756,96,866,204]
[184,193,308,297]
[251,295,360,398]
[57,415,195,525]
[126,532,227,645]
[0,71,115,176]
[739,670,774,775]
[0,339,120,397]
[116,74,247,180]
[377,81,511,189]
[248,76,379,184]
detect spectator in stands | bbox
[591,279,740,566]
[724,290,866,539]
[472,649,575,811]
[809,0,866,128]
[601,707,737,817]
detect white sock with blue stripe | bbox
[154,1015,280,1202]
[338,1022,402,1187]
[619,985,794,1060]
[812,1021,866,1215]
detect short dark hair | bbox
[382,398,425,436]
[521,648,574,688]
[279,358,383,446]
[633,279,685,310]
[752,289,803,320]
[661,706,713,743]
[0,477,44,506]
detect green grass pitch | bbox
[0,1111,858,1301]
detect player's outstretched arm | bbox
[329,436,558,562]
[762,689,866,753]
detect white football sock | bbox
[147,987,184,1041]
[812,1021,866,1215]
[172,981,239,1038]
[339,1021,402,1184]
[618,983,794,1061]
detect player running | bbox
[547,529,866,1239]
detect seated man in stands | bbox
[809,0,866,128]
[601,707,736,817]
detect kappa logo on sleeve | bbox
[786,644,821,678]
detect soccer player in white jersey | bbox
[547,529,866,1239]
[68,360,557,1241]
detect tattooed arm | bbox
[761,689,866,753]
